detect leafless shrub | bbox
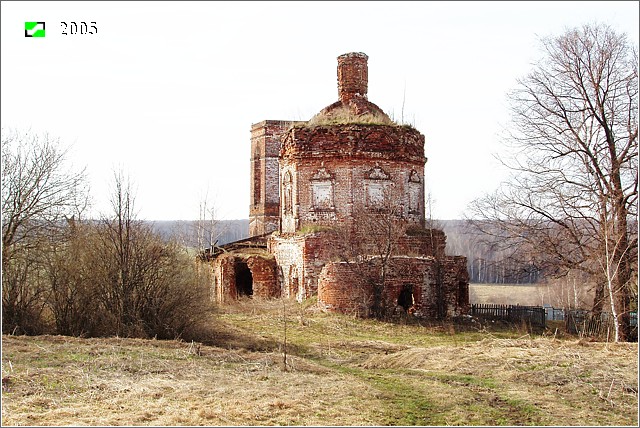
[1,129,88,335]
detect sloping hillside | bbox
[2,299,637,426]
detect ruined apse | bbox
[205,52,470,319]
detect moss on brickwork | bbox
[307,107,395,127]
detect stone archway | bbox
[235,261,253,297]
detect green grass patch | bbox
[296,225,333,235]
[319,364,436,425]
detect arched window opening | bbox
[283,171,293,214]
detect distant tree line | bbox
[152,217,542,285]
[151,219,249,249]
[149,219,546,286]
[436,220,541,285]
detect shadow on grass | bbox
[181,303,311,357]
[192,319,310,356]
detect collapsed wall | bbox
[317,255,469,318]
[211,251,279,302]
[203,52,470,320]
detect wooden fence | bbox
[470,304,637,340]
[470,304,546,329]
[565,310,638,341]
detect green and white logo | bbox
[25,22,45,37]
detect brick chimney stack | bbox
[337,52,368,103]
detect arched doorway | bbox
[397,284,414,311]
[235,261,253,297]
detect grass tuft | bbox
[307,106,395,126]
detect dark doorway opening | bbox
[398,284,414,311]
[236,261,253,297]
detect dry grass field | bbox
[2,298,638,426]
[469,283,544,306]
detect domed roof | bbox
[307,52,393,126]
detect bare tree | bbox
[329,186,408,319]
[537,270,593,309]
[1,129,88,334]
[468,24,638,341]
[195,188,221,250]
[45,218,103,336]
[89,170,211,338]
[1,129,88,258]
[91,170,140,335]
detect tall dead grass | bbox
[1,334,384,426]
[362,336,638,425]
[2,300,637,426]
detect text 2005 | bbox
[61,22,97,35]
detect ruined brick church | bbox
[202,52,469,318]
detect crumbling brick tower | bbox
[266,52,470,317]
[249,120,294,237]
[277,53,427,234]
[208,52,469,319]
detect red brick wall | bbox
[267,234,306,300]
[337,52,368,103]
[398,230,447,259]
[318,256,469,319]
[268,232,334,301]
[246,255,280,298]
[236,52,471,316]
[440,256,470,315]
[249,120,303,237]
[281,124,425,164]
[317,261,371,315]
[279,124,427,234]
[211,252,279,302]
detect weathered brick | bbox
[210,252,279,302]
[204,52,469,319]
[317,256,469,318]
[249,120,304,237]
[337,52,368,103]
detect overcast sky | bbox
[2,1,638,221]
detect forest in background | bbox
[151,219,249,250]
[150,219,538,285]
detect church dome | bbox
[308,52,393,126]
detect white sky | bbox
[2,1,638,221]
